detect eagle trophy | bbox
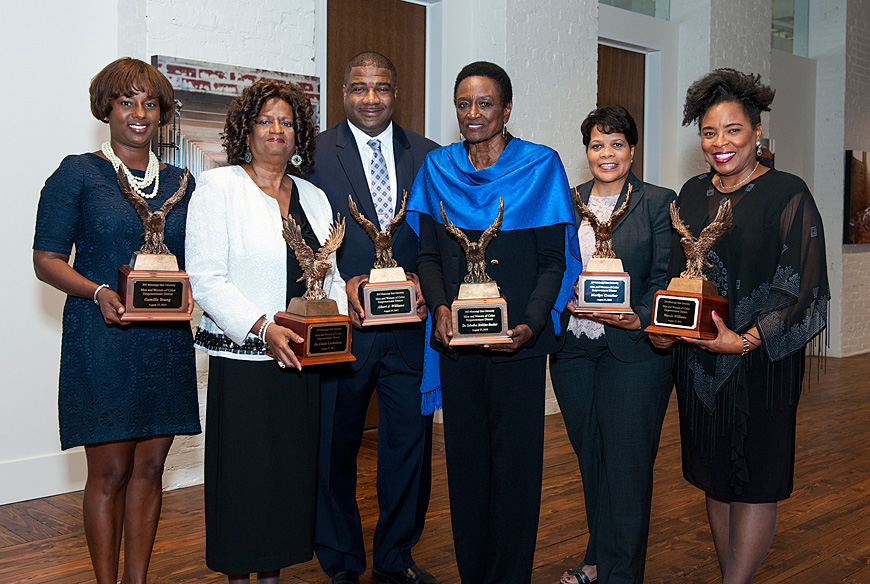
[440,198,504,284]
[347,191,408,269]
[117,168,190,255]
[671,198,733,280]
[571,183,632,259]
[283,214,346,301]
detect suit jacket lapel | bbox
[336,119,380,223]
[612,172,644,235]
[392,125,413,213]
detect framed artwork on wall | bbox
[844,150,870,244]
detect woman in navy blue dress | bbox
[33,58,200,584]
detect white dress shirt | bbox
[347,121,398,212]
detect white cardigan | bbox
[186,165,347,360]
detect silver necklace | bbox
[718,161,759,192]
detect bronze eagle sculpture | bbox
[117,168,190,255]
[282,214,346,300]
[347,191,408,269]
[440,198,504,284]
[671,198,733,280]
[571,183,632,259]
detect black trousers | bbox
[440,351,546,584]
[315,331,433,575]
[549,333,672,584]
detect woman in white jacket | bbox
[186,80,346,584]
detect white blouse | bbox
[185,165,347,360]
[568,193,619,340]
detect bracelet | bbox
[257,318,274,344]
[93,284,110,306]
[740,334,752,356]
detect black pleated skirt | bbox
[204,356,319,574]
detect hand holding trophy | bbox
[646,198,733,339]
[116,169,193,321]
[571,183,633,314]
[348,192,422,326]
[273,214,356,366]
[441,198,512,346]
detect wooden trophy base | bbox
[274,298,356,366]
[361,267,421,326]
[645,279,728,340]
[573,271,633,314]
[118,259,192,322]
[449,282,512,347]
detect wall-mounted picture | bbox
[151,56,320,180]
[845,150,870,244]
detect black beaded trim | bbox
[194,328,268,355]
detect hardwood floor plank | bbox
[0,355,867,583]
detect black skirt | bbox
[676,348,805,503]
[204,356,320,574]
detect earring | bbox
[503,125,507,139]
[290,153,303,167]
[756,140,762,157]
[244,147,252,164]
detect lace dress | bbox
[33,153,201,449]
[671,169,828,502]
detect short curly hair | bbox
[90,57,176,126]
[223,79,317,177]
[580,105,639,148]
[453,61,513,106]
[682,68,775,129]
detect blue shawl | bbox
[407,138,582,414]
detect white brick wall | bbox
[710,0,771,80]
[842,248,870,356]
[810,0,847,357]
[145,0,317,76]
[505,0,598,186]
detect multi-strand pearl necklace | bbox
[101,141,160,199]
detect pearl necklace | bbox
[718,161,759,192]
[101,141,160,199]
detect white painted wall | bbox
[0,0,117,505]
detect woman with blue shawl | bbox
[408,62,581,584]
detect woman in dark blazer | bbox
[550,106,675,584]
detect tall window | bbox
[599,0,670,21]
[772,0,809,56]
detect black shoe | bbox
[372,564,440,584]
[329,570,360,584]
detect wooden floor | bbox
[1,355,869,583]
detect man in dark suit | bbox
[306,51,439,584]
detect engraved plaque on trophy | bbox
[645,199,733,340]
[441,199,512,347]
[572,184,633,314]
[273,214,355,366]
[116,168,193,321]
[348,192,421,326]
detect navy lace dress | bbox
[33,153,201,449]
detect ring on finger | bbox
[277,361,287,369]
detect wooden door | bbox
[326,0,427,134]
[597,44,645,180]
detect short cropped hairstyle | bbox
[682,68,775,129]
[90,57,176,126]
[222,79,317,177]
[344,51,397,85]
[453,61,513,106]
[580,105,639,148]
